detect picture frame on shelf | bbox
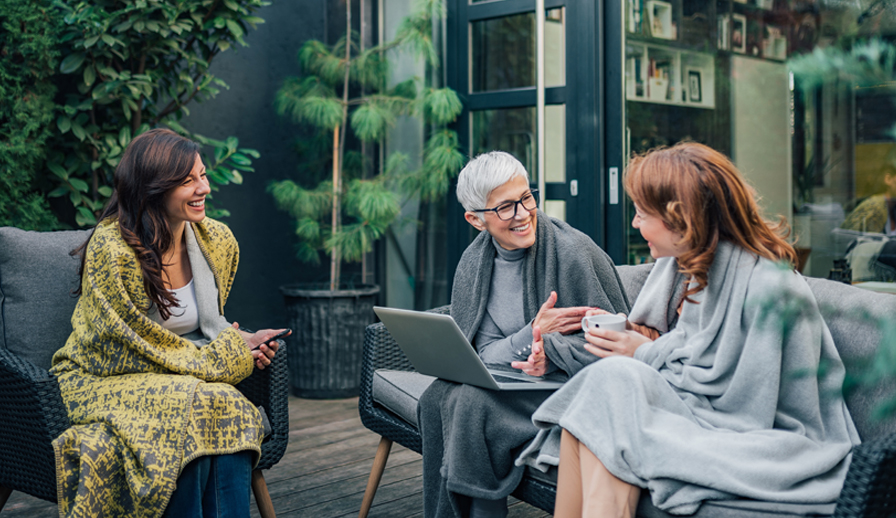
[647,0,675,40]
[763,25,788,60]
[731,14,747,54]
[687,69,703,103]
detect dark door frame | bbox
[446,0,627,291]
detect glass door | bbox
[447,0,607,275]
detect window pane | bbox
[545,8,565,88]
[544,104,565,183]
[470,13,535,92]
[471,107,537,182]
[545,199,567,222]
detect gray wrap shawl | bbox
[517,242,860,515]
[418,212,629,518]
[450,210,631,374]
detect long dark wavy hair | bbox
[624,142,797,302]
[73,128,202,320]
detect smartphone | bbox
[253,328,292,349]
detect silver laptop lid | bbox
[373,306,563,391]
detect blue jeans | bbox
[163,451,252,518]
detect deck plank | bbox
[5,396,550,518]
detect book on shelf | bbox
[628,0,643,34]
[718,15,730,50]
[627,55,645,97]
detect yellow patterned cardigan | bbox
[50,218,263,518]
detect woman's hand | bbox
[583,326,652,358]
[584,309,661,340]
[533,291,594,335]
[511,325,548,376]
[234,323,290,370]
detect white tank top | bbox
[161,279,200,336]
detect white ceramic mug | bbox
[581,314,627,333]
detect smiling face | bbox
[464,175,537,251]
[632,204,688,259]
[164,153,209,230]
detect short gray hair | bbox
[456,151,530,218]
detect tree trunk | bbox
[331,0,352,291]
[330,125,341,291]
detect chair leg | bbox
[251,470,276,518]
[0,484,11,512]
[358,436,394,518]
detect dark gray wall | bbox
[183,0,332,329]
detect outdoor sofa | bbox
[358,263,896,517]
[0,227,290,518]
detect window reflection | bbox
[471,107,537,182]
[470,13,535,92]
[622,0,896,290]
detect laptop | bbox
[373,306,564,391]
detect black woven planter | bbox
[280,283,380,399]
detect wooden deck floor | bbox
[3,396,551,518]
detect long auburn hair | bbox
[624,142,797,302]
[73,128,202,320]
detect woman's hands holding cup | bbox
[234,323,290,370]
[581,309,652,358]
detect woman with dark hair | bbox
[516,142,859,517]
[51,128,288,518]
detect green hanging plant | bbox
[47,0,270,227]
[269,0,463,290]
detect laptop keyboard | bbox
[491,374,539,384]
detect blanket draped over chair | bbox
[50,218,263,518]
[418,212,630,517]
[517,242,861,515]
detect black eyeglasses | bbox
[472,189,539,221]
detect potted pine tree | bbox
[269,0,463,398]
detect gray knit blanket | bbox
[517,241,861,515]
[418,212,630,518]
[450,211,631,374]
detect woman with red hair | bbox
[517,142,859,517]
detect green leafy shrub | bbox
[47,0,270,226]
[0,0,63,230]
[269,0,464,289]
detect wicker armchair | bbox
[0,227,289,517]
[356,267,896,518]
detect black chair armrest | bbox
[0,346,69,501]
[235,339,289,471]
[834,431,896,517]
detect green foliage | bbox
[0,0,63,230]
[270,0,463,288]
[47,0,270,227]
[789,39,896,142]
[788,38,896,91]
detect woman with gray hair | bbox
[418,151,630,518]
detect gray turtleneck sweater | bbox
[474,238,535,365]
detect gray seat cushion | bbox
[0,227,90,370]
[805,276,896,441]
[372,369,436,426]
